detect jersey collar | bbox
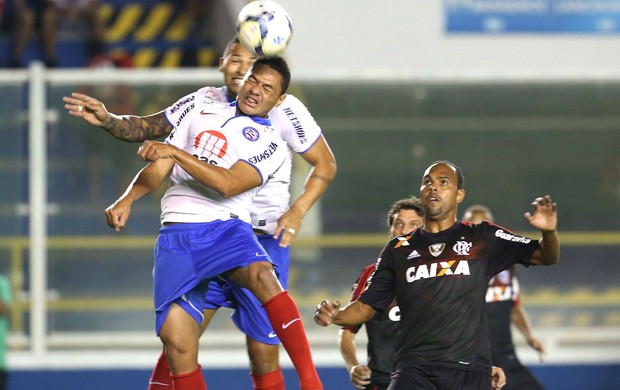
[228,101,272,126]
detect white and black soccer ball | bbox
[236,0,293,57]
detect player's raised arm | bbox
[314,299,376,327]
[524,195,560,265]
[274,135,337,247]
[63,92,173,142]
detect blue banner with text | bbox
[445,0,620,33]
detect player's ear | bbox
[456,188,466,204]
[273,94,287,108]
[218,56,225,72]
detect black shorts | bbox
[361,370,391,390]
[388,363,491,390]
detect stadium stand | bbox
[0,0,219,67]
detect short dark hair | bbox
[386,196,424,227]
[430,160,465,189]
[252,56,291,96]
[223,36,242,57]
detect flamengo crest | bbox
[453,241,472,256]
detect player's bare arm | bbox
[314,299,375,327]
[512,304,545,362]
[105,158,174,231]
[63,92,173,142]
[338,329,372,389]
[274,135,337,247]
[524,195,560,265]
[138,140,263,198]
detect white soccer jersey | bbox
[208,87,323,234]
[160,87,287,225]
[252,93,323,234]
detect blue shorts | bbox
[153,220,272,335]
[203,234,291,344]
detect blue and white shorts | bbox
[153,219,273,335]
[203,234,291,344]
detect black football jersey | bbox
[359,221,539,372]
[486,266,519,361]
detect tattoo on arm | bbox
[310,173,332,184]
[101,113,173,142]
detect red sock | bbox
[263,291,322,390]
[172,366,207,390]
[251,367,285,390]
[148,351,173,389]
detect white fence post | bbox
[28,61,48,359]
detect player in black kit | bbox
[463,205,546,390]
[315,161,560,390]
[339,197,424,390]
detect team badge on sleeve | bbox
[242,127,260,141]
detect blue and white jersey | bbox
[253,93,323,234]
[160,87,287,225]
[179,86,324,233]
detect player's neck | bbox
[422,217,457,234]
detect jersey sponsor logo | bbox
[282,107,307,143]
[281,318,301,329]
[429,243,445,257]
[201,89,217,104]
[394,235,412,248]
[170,95,195,114]
[495,229,532,244]
[407,250,421,259]
[248,142,279,164]
[387,305,401,322]
[452,241,472,256]
[175,103,195,127]
[194,130,228,160]
[242,126,260,141]
[405,260,471,283]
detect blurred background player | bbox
[8,0,104,67]
[339,196,424,390]
[63,36,336,390]
[463,205,546,390]
[0,272,10,390]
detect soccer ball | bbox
[236,0,293,57]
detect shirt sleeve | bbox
[163,90,200,148]
[484,222,540,276]
[342,264,377,333]
[358,246,397,313]
[271,94,322,154]
[0,276,10,303]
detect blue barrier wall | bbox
[8,364,620,390]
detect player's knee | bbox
[248,343,279,373]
